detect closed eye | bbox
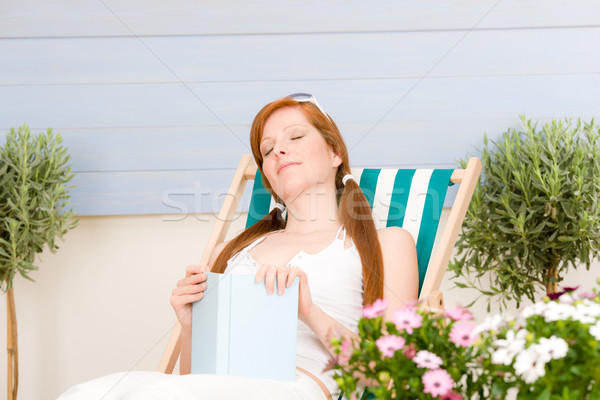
[264,148,273,156]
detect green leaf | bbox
[538,385,551,400]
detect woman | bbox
[59,94,418,400]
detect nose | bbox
[272,141,287,156]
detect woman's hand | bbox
[255,264,316,321]
[170,264,208,328]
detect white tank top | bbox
[224,226,364,394]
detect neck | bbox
[283,184,341,234]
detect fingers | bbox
[172,282,207,296]
[185,264,207,277]
[170,292,204,309]
[256,264,301,295]
[172,265,208,308]
[171,280,206,306]
[265,266,278,295]
[178,266,208,287]
[255,264,268,284]
[256,264,280,295]
[171,265,209,327]
[276,267,288,296]
[286,266,301,288]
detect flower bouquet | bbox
[479,284,600,399]
[329,300,487,399]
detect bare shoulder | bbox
[377,226,415,250]
[377,226,419,306]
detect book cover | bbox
[191,272,299,381]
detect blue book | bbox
[191,272,299,381]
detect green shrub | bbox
[449,116,600,309]
[0,124,77,291]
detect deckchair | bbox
[158,154,482,374]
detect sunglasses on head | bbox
[286,93,332,123]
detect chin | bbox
[275,180,306,204]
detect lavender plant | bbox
[1,124,77,399]
[0,125,77,289]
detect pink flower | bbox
[402,343,417,359]
[376,335,405,358]
[339,337,353,364]
[362,298,389,319]
[422,369,454,398]
[413,350,443,369]
[577,291,596,300]
[392,307,422,334]
[449,321,478,347]
[404,301,418,312]
[441,392,463,400]
[445,306,472,321]
[548,286,579,301]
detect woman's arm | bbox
[317,227,419,387]
[174,240,229,375]
[267,226,419,357]
[306,226,419,341]
[378,226,419,321]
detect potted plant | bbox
[328,301,492,399]
[330,284,600,399]
[0,125,78,400]
[449,116,600,309]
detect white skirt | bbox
[57,370,329,400]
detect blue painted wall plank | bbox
[2,75,598,129]
[1,0,598,38]
[71,168,262,217]
[1,1,598,216]
[71,169,242,216]
[57,126,251,173]
[2,28,599,85]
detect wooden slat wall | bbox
[1,0,598,215]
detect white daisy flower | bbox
[473,314,504,336]
[559,293,576,304]
[491,348,514,366]
[491,329,528,365]
[579,298,594,307]
[543,302,575,323]
[572,303,600,325]
[521,302,549,319]
[514,346,547,384]
[537,336,569,361]
[589,322,600,340]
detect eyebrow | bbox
[260,124,307,146]
[283,123,307,131]
[260,136,273,147]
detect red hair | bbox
[211,98,384,305]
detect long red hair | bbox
[211,98,384,305]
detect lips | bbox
[278,162,300,174]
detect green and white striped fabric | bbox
[245,168,454,294]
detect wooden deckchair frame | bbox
[157,154,482,374]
